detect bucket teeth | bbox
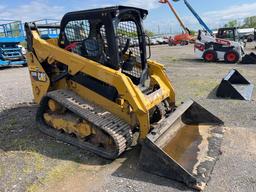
[139,100,224,190]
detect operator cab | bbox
[216,27,239,42]
[58,6,149,86]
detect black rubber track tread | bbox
[36,89,132,160]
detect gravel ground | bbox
[0,67,33,111]
[0,43,256,192]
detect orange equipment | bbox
[159,0,193,45]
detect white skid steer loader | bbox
[195,30,245,63]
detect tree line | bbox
[224,16,256,28]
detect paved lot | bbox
[0,44,256,192]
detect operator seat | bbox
[81,24,108,65]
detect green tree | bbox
[117,29,137,37]
[189,30,196,36]
[224,20,238,28]
[145,30,155,37]
[116,29,155,38]
[243,16,256,28]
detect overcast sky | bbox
[0,0,256,34]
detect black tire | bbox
[247,35,254,42]
[22,63,28,67]
[169,42,176,46]
[180,41,188,46]
[224,50,240,64]
[203,50,217,62]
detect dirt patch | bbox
[0,107,110,192]
[205,127,256,192]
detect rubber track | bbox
[36,89,132,160]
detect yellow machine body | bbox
[27,30,175,139]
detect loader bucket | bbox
[241,52,256,64]
[216,69,254,101]
[139,100,224,190]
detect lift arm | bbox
[159,0,190,34]
[176,0,213,35]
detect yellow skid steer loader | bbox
[25,6,223,190]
